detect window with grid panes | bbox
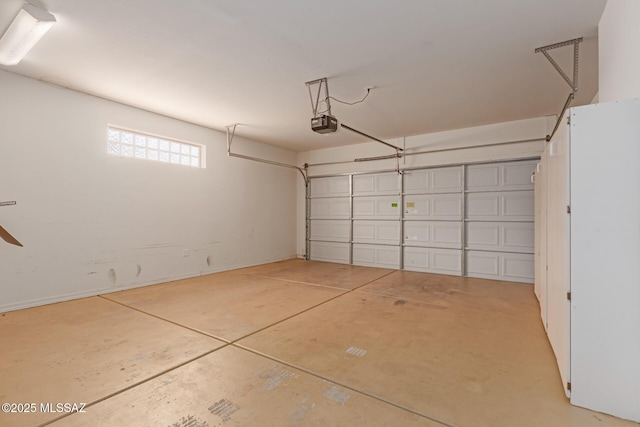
[107,126,203,168]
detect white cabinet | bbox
[534,159,548,330]
[535,99,640,422]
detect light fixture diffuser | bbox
[0,3,56,66]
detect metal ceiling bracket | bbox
[535,37,582,141]
[535,37,582,93]
[305,77,331,118]
[225,123,239,154]
[305,77,403,153]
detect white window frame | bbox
[107,125,206,168]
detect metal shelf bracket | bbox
[535,37,583,93]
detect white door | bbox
[534,159,548,330]
[545,120,571,397]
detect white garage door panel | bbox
[310,241,350,264]
[466,161,536,192]
[310,176,350,197]
[404,221,462,249]
[353,173,399,195]
[502,161,536,190]
[466,222,534,253]
[352,244,399,268]
[404,194,462,220]
[353,196,400,219]
[310,197,350,219]
[353,220,400,245]
[404,167,463,194]
[503,255,535,282]
[403,247,462,275]
[310,220,350,242]
[466,191,534,221]
[466,250,534,283]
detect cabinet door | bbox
[534,160,548,330]
[546,120,571,398]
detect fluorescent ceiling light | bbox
[0,3,56,66]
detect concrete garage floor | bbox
[0,260,635,427]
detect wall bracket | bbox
[535,37,582,141]
[535,37,582,93]
[225,124,308,184]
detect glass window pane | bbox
[135,147,146,159]
[108,129,120,142]
[108,142,120,155]
[121,131,133,144]
[134,135,146,147]
[121,144,133,157]
[107,127,202,168]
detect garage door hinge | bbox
[567,116,571,125]
[567,382,572,391]
[567,291,571,300]
[567,205,571,214]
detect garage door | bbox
[403,166,463,275]
[308,176,351,264]
[351,172,401,268]
[308,160,536,283]
[465,161,536,283]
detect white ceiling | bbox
[0,0,606,152]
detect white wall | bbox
[0,70,298,312]
[599,0,640,102]
[296,117,548,257]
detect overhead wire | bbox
[328,88,371,106]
